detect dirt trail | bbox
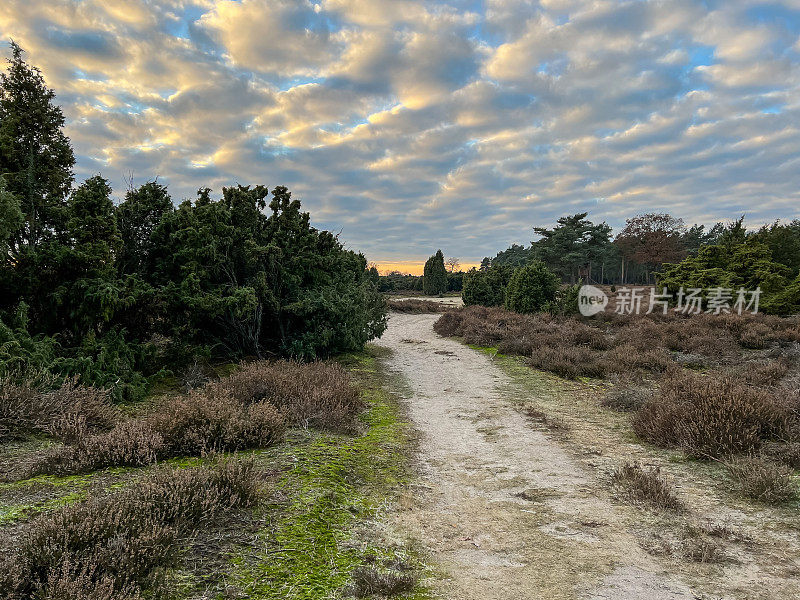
[374,313,701,600]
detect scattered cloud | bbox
[2,0,799,267]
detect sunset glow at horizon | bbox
[2,0,799,265]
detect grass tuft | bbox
[611,462,684,511]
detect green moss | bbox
[228,349,431,600]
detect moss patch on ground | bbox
[223,348,431,600]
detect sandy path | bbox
[374,313,700,600]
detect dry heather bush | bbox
[611,462,684,511]
[633,372,786,458]
[527,346,606,379]
[602,345,674,373]
[435,307,800,381]
[0,377,117,442]
[148,387,284,455]
[727,457,798,504]
[601,386,653,412]
[0,461,258,600]
[739,360,790,386]
[31,420,166,476]
[214,360,363,431]
[387,299,452,313]
[26,390,284,477]
[20,360,355,478]
[762,440,800,469]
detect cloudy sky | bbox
[2,1,800,273]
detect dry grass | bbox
[0,460,259,600]
[727,457,798,504]
[349,564,416,598]
[611,462,684,511]
[523,406,570,431]
[0,376,118,442]
[632,372,787,458]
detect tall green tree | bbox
[752,220,800,278]
[532,213,613,283]
[505,262,560,314]
[422,249,447,296]
[116,180,174,275]
[0,175,22,258]
[150,185,386,359]
[462,265,512,307]
[0,42,74,252]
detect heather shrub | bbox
[25,390,283,477]
[739,360,790,386]
[601,386,653,412]
[737,323,775,349]
[602,345,674,373]
[727,457,798,504]
[31,420,166,476]
[0,461,258,599]
[611,462,684,511]
[387,299,452,313]
[214,360,363,430]
[0,376,117,442]
[528,346,605,379]
[762,440,800,469]
[633,373,786,458]
[432,310,465,338]
[148,387,284,455]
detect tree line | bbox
[402,212,799,315]
[458,213,800,315]
[480,211,800,288]
[0,43,386,401]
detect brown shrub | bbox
[0,377,117,442]
[387,299,453,313]
[727,457,798,504]
[26,390,284,477]
[761,440,800,469]
[602,345,674,373]
[611,462,684,511]
[633,372,786,458]
[215,360,363,431]
[148,387,284,455]
[737,323,777,349]
[601,386,653,412]
[0,460,259,599]
[739,360,790,386]
[30,420,166,477]
[20,360,357,478]
[432,310,465,337]
[527,346,606,379]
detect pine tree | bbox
[422,249,447,296]
[0,41,74,252]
